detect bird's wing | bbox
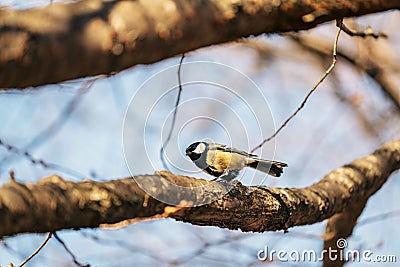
[213,144,258,157]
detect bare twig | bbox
[0,76,100,173]
[80,231,165,263]
[357,210,400,227]
[288,208,400,241]
[0,139,86,179]
[1,240,25,261]
[18,233,52,267]
[160,54,185,169]
[250,20,343,153]
[289,31,400,132]
[53,232,89,267]
[9,170,15,181]
[0,77,101,179]
[24,78,97,151]
[288,35,383,139]
[169,233,251,266]
[337,20,387,39]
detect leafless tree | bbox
[0,1,399,267]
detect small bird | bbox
[185,141,287,181]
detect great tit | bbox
[185,141,287,181]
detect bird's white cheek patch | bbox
[194,143,206,154]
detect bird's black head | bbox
[185,142,208,161]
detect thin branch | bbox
[160,54,185,170]
[0,77,102,179]
[288,35,384,139]
[80,231,165,263]
[250,19,343,153]
[24,78,97,151]
[338,20,388,39]
[0,77,100,176]
[288,32,400,113]
[170,234,251,266]
[1,241,25,262]
[53,232,90,267]
[0,139,86,180]
[18,233,52,267]
[357,210,400,227]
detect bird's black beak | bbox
[185,149,190,156]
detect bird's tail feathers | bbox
[246,159,287,177]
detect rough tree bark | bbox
[1,140,399,239]
[0,0,399,89]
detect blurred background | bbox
[0,1,399,266]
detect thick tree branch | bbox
[322,198,368,267]
[0,0,399,89]
[0,140,399,237]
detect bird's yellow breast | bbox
[206,150,246,172]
